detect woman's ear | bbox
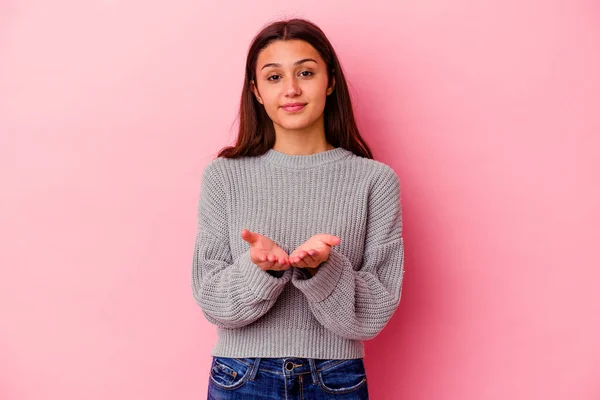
[251,80,264,104]
[327,74,336,96]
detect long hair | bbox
[217,18,373,159]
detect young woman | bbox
[192,18,405,399]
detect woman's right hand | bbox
[241,229,291,272]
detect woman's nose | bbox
[284,77,301,96]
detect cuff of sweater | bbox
[240,249,292,300]
[291,248,346,302]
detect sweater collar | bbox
[261,147,352,169]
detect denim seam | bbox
[232,358,359,376]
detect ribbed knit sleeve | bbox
[192,162,292,329]
[291,166,404,340]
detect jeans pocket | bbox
[317,358,367,394]
[209,357,251,390]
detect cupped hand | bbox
[241,229,290,272]
[289,234,341,272]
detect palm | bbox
[290,234,341,270]
[254,237,288,259]
[241,229,290,271]
[294,238,331,259]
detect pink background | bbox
[2,1,599,399]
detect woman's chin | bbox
[276,119,320,132]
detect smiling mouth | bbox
[281,104,306,112]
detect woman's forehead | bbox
[257,40,323,68]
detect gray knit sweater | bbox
[191,147,404,359]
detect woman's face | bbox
[252,39,335,135]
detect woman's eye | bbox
[267,71,312,81]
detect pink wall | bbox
[2,1,599,399]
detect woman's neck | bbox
[272,131,334,156]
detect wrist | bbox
[304,261,324,277]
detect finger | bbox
[326,235,341,246]
[293,251,312,262]
[267,256,287,270]
[278,257,289,265]
[309,249,326,265]
[273,262,290,271]
[303,251,319,268]
[292,253,310,268]
[314,234,340,246]
[257,260,274,271]
[241,229,258,244]
[290,250,307,264]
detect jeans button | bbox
[285,362,294,371]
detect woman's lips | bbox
[281,104,306,112]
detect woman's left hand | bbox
[290,234,341,271]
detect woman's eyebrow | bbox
[260,58,318,71]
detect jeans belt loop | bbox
[308,359,318,385]
[249,358,261,381]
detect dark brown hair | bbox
[217,18,373,159]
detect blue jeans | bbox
[207,356,369,399]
